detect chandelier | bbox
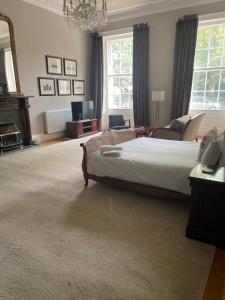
[63,0,108,32]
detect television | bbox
[71,101,94,121]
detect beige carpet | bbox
[0,137,214,300]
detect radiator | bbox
[44,109,72,134]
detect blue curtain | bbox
[90,32,103,130]
[171,15,199,120]
[133,23,150,126]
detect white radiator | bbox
[44,109,72,134]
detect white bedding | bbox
[87,137,200,195]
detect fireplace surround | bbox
[0,95,33,147]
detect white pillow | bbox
[198,127,217,161]
[201,133,224,168]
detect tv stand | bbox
[66,119,98,139]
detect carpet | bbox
[0,137,214,300]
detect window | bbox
[190,21,225,110]
[104,34,133,109]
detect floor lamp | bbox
[152,91,165,127]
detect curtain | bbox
[171,15,199,120]
[90,32,103,130]
[133,23,150,126]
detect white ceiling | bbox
[22,0,222,22]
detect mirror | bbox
[0,14,21,95]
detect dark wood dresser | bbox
[66,119,97,139]
[186,165,225,249]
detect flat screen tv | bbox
[71,101,94,121]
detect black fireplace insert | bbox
[0,122,23,154]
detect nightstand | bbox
[186,165,225,249]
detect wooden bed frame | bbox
[80,140,190,201]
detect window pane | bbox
[192,71,206,91]
[195,50,208,68]
[206,71,220,91]
[196,28,211,49]
[219,91,225,109]
[220,71,225,90]
[210,25,224,48]
[190,92,204,110]
[112,59,120,74]
[121,58,132,73]
[204,91,219,109]
[208,48,223,67]
[111,40,120,59]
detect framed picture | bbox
[38,77,56,96]
[46,55,63,75]
[64,58,77,76]
[73,80,85,95]
[57,79,71,96]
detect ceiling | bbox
[22,0,222,22]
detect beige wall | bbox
[0,0,89,141]
[105,1,225,128]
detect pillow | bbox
[219,131,225,167]
[201,133,224,168]
[111,129,136,145]
[197,127,217,162]
[170,115,191,132]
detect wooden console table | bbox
[66,119,98,139]
[186,165,225,249]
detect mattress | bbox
[87,137,200,195]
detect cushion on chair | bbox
[201,133,224,168]
[169,115,191,132]
[197,127,217,162]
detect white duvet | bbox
[87,137,200,195]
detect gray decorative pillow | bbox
[219,131,225,167]
[170,115,191,132]
[201,134,224,168]
[198,127,217,162]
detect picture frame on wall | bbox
[73,80,85,95]
[57,79,71,96]
[46,55,63,75]
[64,58,77,76]
[38,77,56,96]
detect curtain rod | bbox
[101,27,133,36]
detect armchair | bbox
[109,115,131,130]
[152,113,206,141]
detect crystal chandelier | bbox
[63,0,107,32]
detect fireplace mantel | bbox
[0,95,33,145]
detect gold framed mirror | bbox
[0,13,21,95]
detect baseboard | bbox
[32,132,65,144]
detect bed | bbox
[80,132,200,201]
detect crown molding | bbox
[108,0,224,23]
[21,0,224,23]
[22,0,63,15]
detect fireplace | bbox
[0,122,23,153]
[0,96,33,151]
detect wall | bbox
[105,1,225,131]
[0,0,90,142]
